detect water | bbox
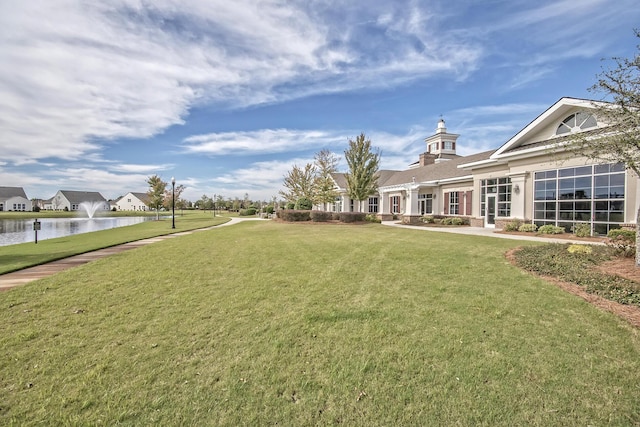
[0,217,155,246]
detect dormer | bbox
[424,119,459,161]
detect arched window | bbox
[556,112,597,135]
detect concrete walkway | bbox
[0,217,264,292]
[381,220,603,245]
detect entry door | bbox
[486,195,496,227]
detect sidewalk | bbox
[0,217,263,291]
[381,221,603,245]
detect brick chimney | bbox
[419,152,436,166]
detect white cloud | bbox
[109,163,174,173]
[0,1,482,164]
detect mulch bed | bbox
[506,248,640,328]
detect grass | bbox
[0,211,229,274]
[1,221,639,425]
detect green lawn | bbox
[0,211,229,274]
[1,221,639,425]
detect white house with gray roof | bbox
[0,187,31,211]
[330,97,640,236]
[46,190,109,212]
[115,192,150,211]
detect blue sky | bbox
[1,0,639,203]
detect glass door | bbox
[486,195,496,227]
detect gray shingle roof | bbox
[59,190,106,204]
[0,186,28,201]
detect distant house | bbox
[0,186,31,211]
[115,192,150,211]
[47,190,109,212]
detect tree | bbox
[344,133,380,212]
[314,149,340,210]
[163,184,186,211]
[279,163,317,204]
[146,175,167,220]
[566,30,640,264]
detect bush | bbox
[331,212,341,221]
[365,214,381,223]
[265,206,275,214]
[294,197,313,210]
[607,229,636,257]
[310,210,332,222]
[538,224,565,234]
[567,244,593,255]
[278,209,311,222]
[503,220,522,232]
[339,212,366,223]
[239,207,257,216]
[285,202,295,209]
[442,217,465,226]
[572,222,592,238]
[422,215,436,224]
[518,223,537,233]
[32,206,41,212]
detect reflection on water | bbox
[0,217,155,246]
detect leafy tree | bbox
[294,197,313,210]
[344,133,380,212]
[280,163,317,204]
[146,175,167,220]
[567,30,640,264]
[314,149,340,210]
[163,183,186,211]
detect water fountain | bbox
[79,201,103,219]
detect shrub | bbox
[239,207,257,216]
[442,217,465,226]
[518,223,537,233]
[339,212,366,223]
[538,224,564,234]
[278,209,311,222]
[572,222,592,238]
[265,206,275,214]
[294,197,313,210]
[286,202,295,209]
[422,215,436,224]
[503,220,522,232]
[365,214,381,223]
[331,212,341,221]
[567,244,593,255]
[607,229,636,257]
[310,210,332,222]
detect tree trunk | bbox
[636,206,640,267]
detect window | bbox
[444,141,454,150]
[534,163,625,235]
[556,112,597,135]
[418,194,433,215]
[368,197,378,213]
[448,192,459,215]
[481,178,512,217]
[333,197,342,212]
[428,142,438,153]
[390,196,400,214]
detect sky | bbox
[1,0,639,203]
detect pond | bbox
[0,217,156,246]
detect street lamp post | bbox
[171,176,176,229]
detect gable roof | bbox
[58,190,106,204]
[117,192,150,203]
[492,97,608,158]
[0,186,28,201]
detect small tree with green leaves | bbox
[344,133,380,212]
[566,30,640,265]
[280,163,318,205]
[314,149,340,210]
[146,175,167,220]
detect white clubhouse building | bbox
[331,98,637,235]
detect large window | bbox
[418,194,433,215]
[481,178,512,217]
[448,192,459,215]
[368,197,378,213]
[556,112,597,135]
[390,196,400,214]
[534,163,625,235]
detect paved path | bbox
[0,217,264,292]
[381,220,602,245]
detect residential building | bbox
[115,192,150,211]
[0,186,31,211]
[46,190,109,212]
[331,97,639,235]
